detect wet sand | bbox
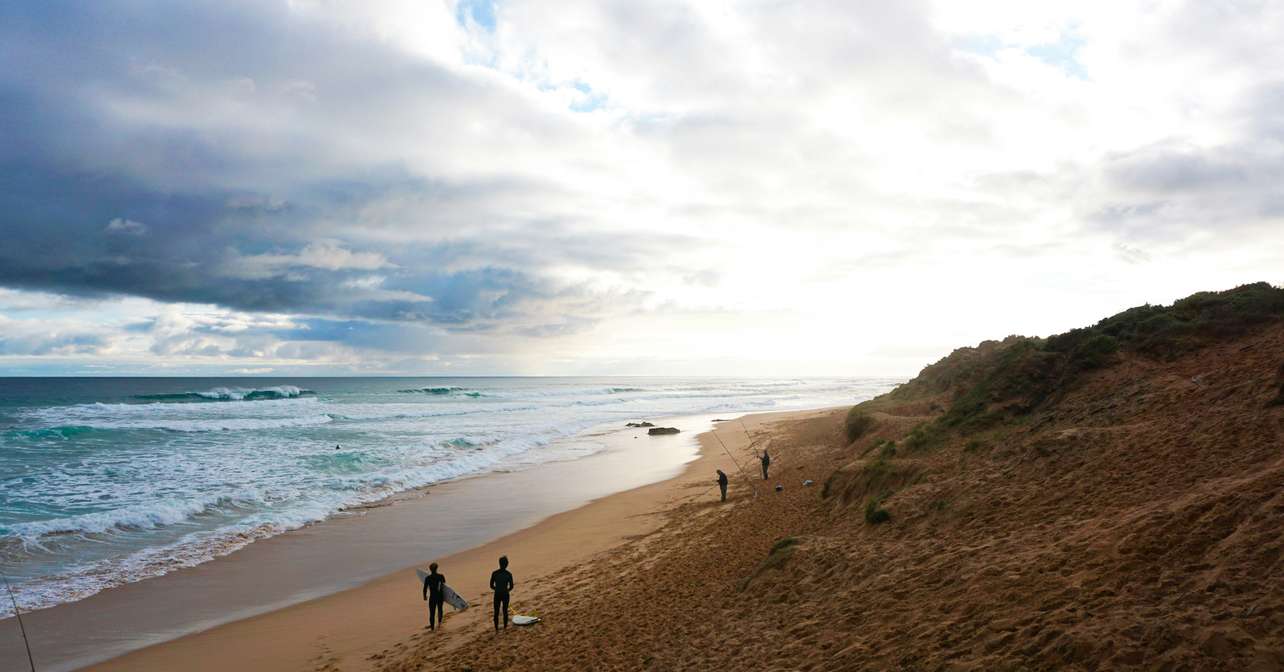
[3,412,734,671]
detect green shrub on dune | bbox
[904,422,944,451]
[1093,281,1284,358]
[864,496,891,524]
[845,407,875,443]
[1069,333,1120,370]
[931,282,1284,433]
[824,283,1284,517]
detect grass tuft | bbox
[845,408,875,443]
[739,537,800,591]
[864,497,891,524]
[904,422,944,451]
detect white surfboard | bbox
[416,569,469,610]
[442,585,467,610]
[512,614,540,626]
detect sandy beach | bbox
[59,408,808,671]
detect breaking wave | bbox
[135,386,314,402]
[398,386,484,397]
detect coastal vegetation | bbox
[883,281,1284,448]
[863,496,891,525]
[844,407,874,442]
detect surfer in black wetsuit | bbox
[716,469,729,502]
[422,562,445,630]
[490,555,514,632]
[760,449,771,480]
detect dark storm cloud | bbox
[0,1,651,338]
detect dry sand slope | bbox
[375,319,1283,670]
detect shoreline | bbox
[10,411,705,671]
[73,407,824,672]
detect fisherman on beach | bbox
[422,562,445,630]
[490,556,515,632]
[716,469,729,502]
[760,449,771,480]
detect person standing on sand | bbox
[490,556,515,632]
[716,469,729,502]
[422,562,445,630]
[760,449,771,480]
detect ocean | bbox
[0,376,898,617]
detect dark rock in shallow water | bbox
[626,421,655,428]
[647,427,680,435]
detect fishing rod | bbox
[1,571,36,672]
[739,418,772,464]
[680,481,720,504]
[737,418,757,449]
[711,428,758,498]
[739,418,799,490]
[735,416,764,459]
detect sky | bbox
[0,0,1281,377]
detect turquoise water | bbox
[0,377,897,616]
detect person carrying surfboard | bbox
[760,449,771,480]
[422,562,446,630]
[716,469,729,502]
[490,556,515,632]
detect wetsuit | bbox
[760,451,771,480]
[423,571,445,629]
[717,471,729,501]
[490,567,514,630]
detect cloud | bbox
[0,1,1281,375]
[1104,143,1249,194]
[1113,243,1152,265]
[105,217,148,234]
[1086,138,1284,243]
[0,314,109,356]
[222,240,393,279]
